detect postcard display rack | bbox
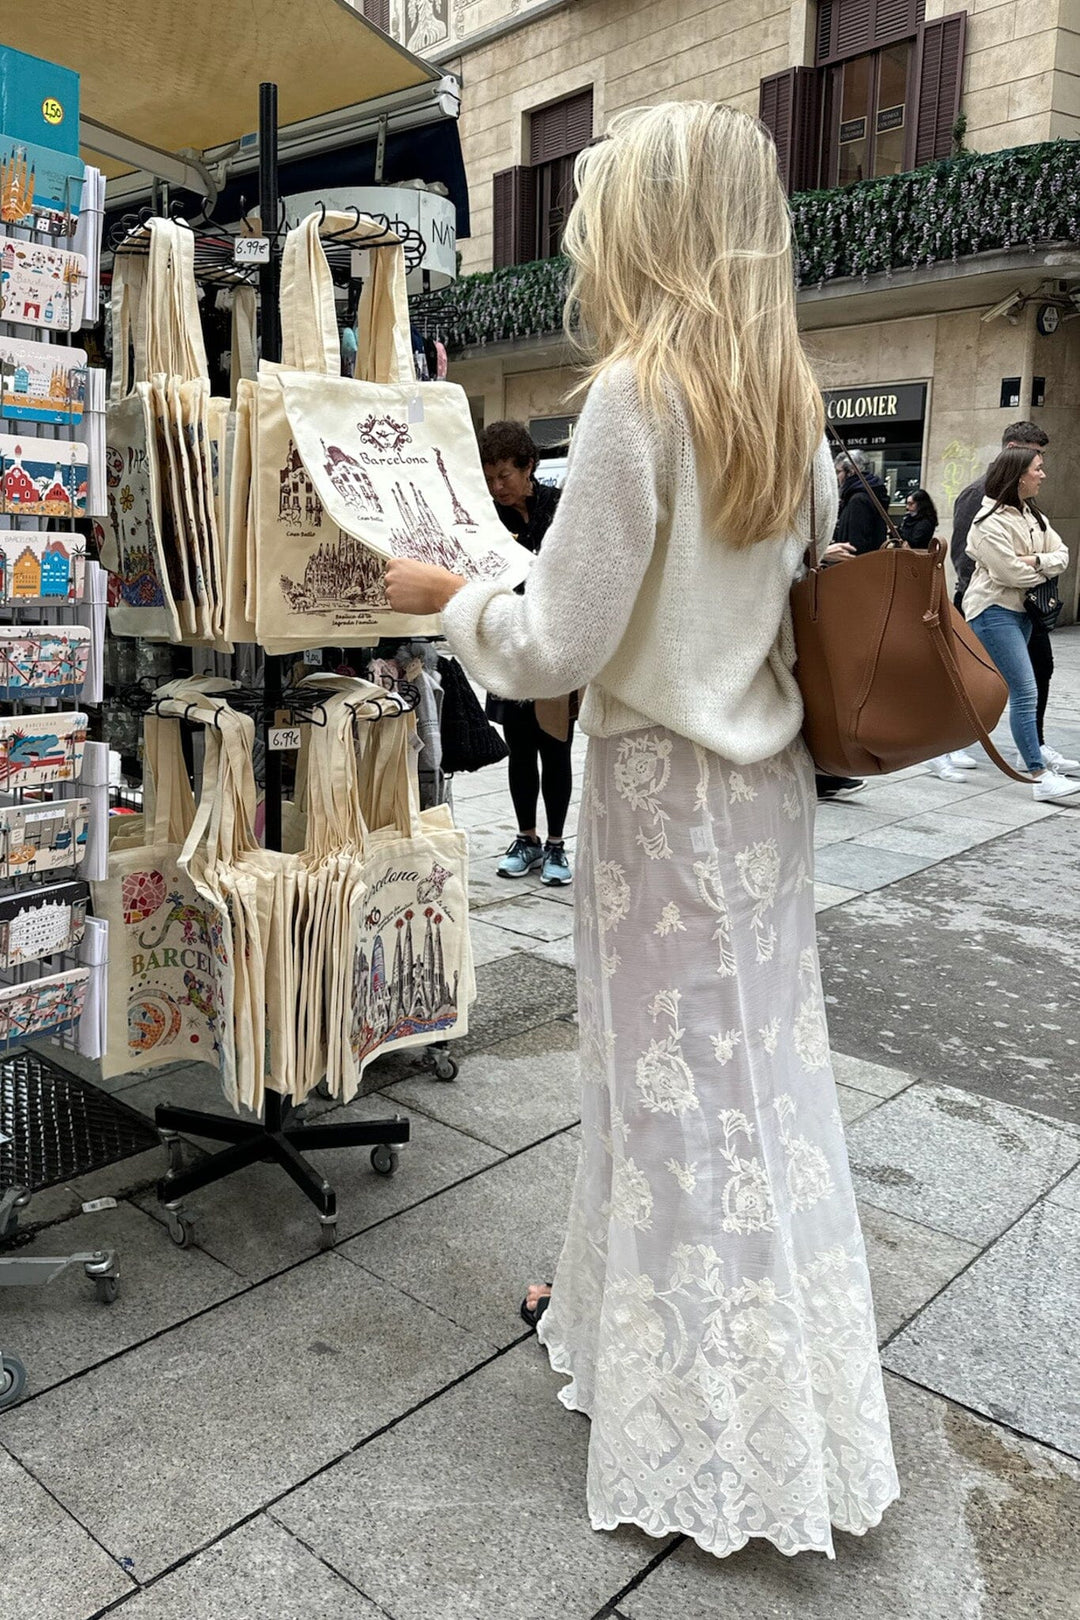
[0,45,117,1403]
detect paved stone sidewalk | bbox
[2,636,1080,1620]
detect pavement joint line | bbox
[587,1535,687,1620]
[0,1437,139,1606]
[88,1333,537,1617]
[882,1366,1080,1467]
[876,1155,1080,1365]
[3,1120,583,1415]
[264,1519,400,1619]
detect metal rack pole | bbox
[259,81,284,860]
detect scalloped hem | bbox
[535,1327,901,1562]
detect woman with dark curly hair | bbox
[478,420,574,886]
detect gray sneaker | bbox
[498,835,544,878]
[541,842,572,886]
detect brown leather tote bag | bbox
[791,443,1025,782]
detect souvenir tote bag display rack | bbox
[110,84,481,1254]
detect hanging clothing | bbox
[537,728,899,1556]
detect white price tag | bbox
[269,727,302,752]
[81,1197,118,1213]
[350,249,370,280]
[234,235,270,265]
[302,648,322,665]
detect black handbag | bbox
[437,656,510,774]
[1024,577,1063,632]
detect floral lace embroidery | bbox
[735,839,780,964]
[654,901,686,937]
[775,1094,836,1211]
[711,1028,742,1065]
[636,990,700,1116]
[717,1109,778,1234]
[543,728,898,1560]
[728,771,757,803]
[693,853,735,977]
[793,947,830,1071]
[614,733,673,859]
[665,1158,699,1191]
[595,859,631,978]
[759,1017,781,1055]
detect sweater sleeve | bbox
[1035,521,1070,575]
[442,366,660,700]
[966,511,1043,587]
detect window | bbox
[360,0,390,31]
[831,39,914,185]
[492,89,593,268]
[759,7,966,195]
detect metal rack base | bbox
[155,1089,410,1249]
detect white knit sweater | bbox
[443,362,839,766]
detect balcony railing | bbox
[412,140,1080,351]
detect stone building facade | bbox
[387,0,1080,612]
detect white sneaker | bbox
[1043,744,1080,773]
[947,750,978,769]
[1033,769,1080,803]
[928,757,968,781]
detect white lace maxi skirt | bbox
[537,728,900,1559]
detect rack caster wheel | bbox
[165,1208,196,1249]
[93,1274,120,1305]
[0,1186,31,1241]
[160,1130,185,1176]
[318,1219,338,1251]
[370,1144,399,1177]
[432,1054,458,1083]
[0,1354,26,1409]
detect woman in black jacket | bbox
[899,489,937,549]
[479,421,574,887]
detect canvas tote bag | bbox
[92,709,224,1078]
[340,699,474,1096]
[277,221,531,584]
[97,226,182,641]
[251,211,494,653]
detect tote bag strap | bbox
[170,221,211,383]
[356,233,415,386]
[142,713,197,845]
[108,251,150,401]
[228,285,258,401]
[143,217,186,381]
[280,212,340,376]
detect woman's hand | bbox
[384,558,466,617]
[822,542,856,564]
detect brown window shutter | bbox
[492,167,538,268]
[759,69,820,193]
[818,0,923,63]
[912,10,966,165]
[530,89,594,165]
[362,0,390,31]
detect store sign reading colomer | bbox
[823,383,927,425]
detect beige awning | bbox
[7,0,439,177]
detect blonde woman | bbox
[387,102,899,1558]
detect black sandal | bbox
[519,1288,552,1329]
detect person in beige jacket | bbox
[966,445,1079,802]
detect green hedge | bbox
[413,140,1080,351]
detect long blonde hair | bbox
[563,101,823,548]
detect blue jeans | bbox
[969,605,1041,770]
